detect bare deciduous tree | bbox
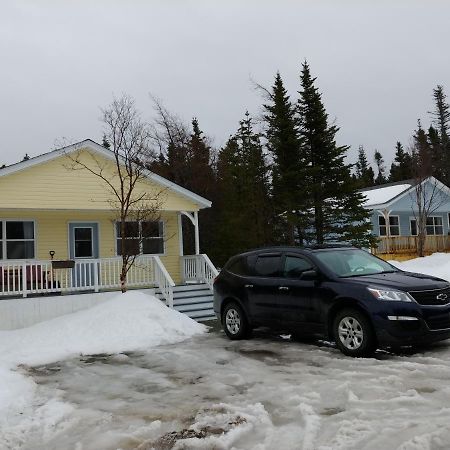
[409,129,448,257]
[67,95,164,292]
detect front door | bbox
[69,223,99,288]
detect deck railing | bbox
[181,254,219,289]
[0,255,175,306]
[373,235,450,255]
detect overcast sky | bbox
[1,0,449,168]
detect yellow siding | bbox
[0,148,201,212]
[0,210,182,284]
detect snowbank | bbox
[0,291,206,428]
[389,252,450,282]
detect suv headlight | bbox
[367,288,414,302]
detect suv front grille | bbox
[409,287,450,306]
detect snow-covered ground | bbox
[389,252,450,282]
[2,255,450,449]
[0,291,206,448]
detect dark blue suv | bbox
[213,246,450,356]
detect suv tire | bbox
[222,302,251,340]
[333,308,376,357]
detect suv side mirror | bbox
[300,269,319,281]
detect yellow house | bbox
[0,139,217,313]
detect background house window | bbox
[426,216,443,235]
[116,221,164,256]
[378,216,400,236]
[410,219,418,236]
[0,221,35,259]
[410,217,444,235]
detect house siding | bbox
[0,148,201,212]
[0,210,183,284]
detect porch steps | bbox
[156,283,216,322]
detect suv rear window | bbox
[227,257,250,276]
[254,255,281,277]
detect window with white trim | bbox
[0,221,35,260]
[115,221,164,256]
[426,216,443,235]
[410,216,444,235]
[378,215,400,236]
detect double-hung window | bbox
[426,216,443,235]
[116,221,164,256]
[0,220,35,260]
[378,216,400,236]
[410,216,444,235]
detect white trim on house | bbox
[0,139,212,210]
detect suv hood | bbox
[344,271,449,291]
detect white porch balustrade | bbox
[181,254,219,289]
[0,255,175,306]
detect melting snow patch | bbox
[0,291,206,441]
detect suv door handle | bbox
[244,284,254,288]
[278,286,289,291]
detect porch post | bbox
[194,211,200,255]
[177,212,184,256]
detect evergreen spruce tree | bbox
[374,150,387,184]
[355,145,375,187]
[430,85,450,184]
[297,61,374,247]
[412,121,433,177]
[389,142,412,182]
[263,72,305,244]
[214,113,272,264]
[101,134,111,149]
[427,126,443,179]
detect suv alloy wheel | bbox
[222,302,250,340]
[333,308,376,357]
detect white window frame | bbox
[114,220,165,256]
[411,216,445,236]
[0,219,37,261]
[426,216,444,236]
[378,215,400,236]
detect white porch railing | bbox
[181,254,219,289]
[0,255,174,306]
[153,256,175,307]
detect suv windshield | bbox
[314,248,398,277]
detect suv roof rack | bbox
[303,243,355,250]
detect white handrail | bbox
[152,256,175,307]
[181,254,219,290]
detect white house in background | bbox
[359,177,450,259]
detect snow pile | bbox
[0,291,206,431]
[361,183,411,207]
[389,252,450,282]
